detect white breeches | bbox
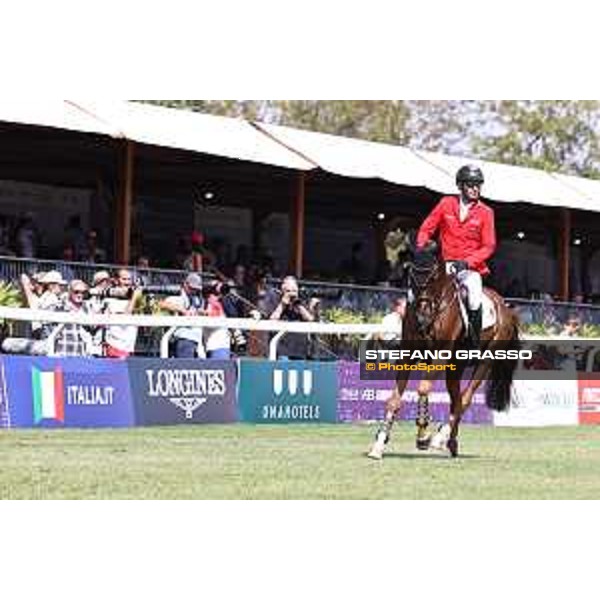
[456,270,483,310]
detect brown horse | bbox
[368,245,520,458]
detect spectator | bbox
[101,269,142,359]
[65,215,87,260]
[15,212,39,258]
[571,293,592,326]
[159,273,205,358]
[82,229,107,264]
[378,297,407,341]
[53,280,93,357]
[560,315,581,338]
[86,270,112,355]
[2,271,65,356]
[133,255,152,287]
[57,245,77,281]
[202,281,231,359]
[183,231,205,273]
[557,315,584,372]
[267,276,315,360]
[19,272,48,339]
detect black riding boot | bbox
[467,307,482,347]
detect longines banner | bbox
[1,356,134,428]
[127,358,238,425]
[237,359,337,423]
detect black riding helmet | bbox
[456,164,484,187]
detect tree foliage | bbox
[471,101,600,177]
[140,100,600,177]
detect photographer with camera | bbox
[159,273,205,358]
[267,276,315,360]
[98,268,142,359]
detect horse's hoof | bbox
[447,439,459,458]
[416,436,431,451]
[367,448,383,460]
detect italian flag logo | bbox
[31,367,65,423]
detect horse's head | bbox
[406,241,454,339]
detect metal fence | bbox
[3,255,600,358]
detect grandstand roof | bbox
[256,121,600,212]
[0,100,315,171]
[1,100,600,212]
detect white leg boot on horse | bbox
[368,373,409,460]
[430,423,452,453]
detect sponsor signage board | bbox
[578,376,600,425]
[127,358,238,425]
[2,356,134,428]
[337,361,492,424]
[493,376,578,427]
[238,360,337,423]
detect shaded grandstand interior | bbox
[2,119,600,296]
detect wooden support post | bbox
[558,207,571,301]
[115,140,134,265]
[289,172,306,277]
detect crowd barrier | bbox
[1,355,598,429]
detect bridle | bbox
[408,258,460,340]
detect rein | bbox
[408,258,461,339]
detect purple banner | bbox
[337,361,492,424]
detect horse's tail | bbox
[485,312,520,412]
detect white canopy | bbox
[2,100,600,211]
[0,100,121,137]
[0,100,314,171]
[254,121,452,191]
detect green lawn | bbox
[1,424,598,499]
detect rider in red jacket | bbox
[416,164,496,343]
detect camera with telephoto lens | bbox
[203,280,234,297]
[141,285,182,296]
[89,285,135,300]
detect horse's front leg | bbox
[368,371,410,460]
[415,376,434,450]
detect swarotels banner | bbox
[238,359,337,423]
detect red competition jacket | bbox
[416,195,496,275]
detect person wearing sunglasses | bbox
[416,164,496,345]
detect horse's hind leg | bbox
[447,361,491,457]
[368,372,409,460]
[430,370,462,455]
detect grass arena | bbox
[1,423,599,499]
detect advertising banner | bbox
[0,358,9,428]
[493,377,579,427]
[337,361,492,424]
[127,358,238,425]
[238,359,337,423]
[577,376,600,425]
[2,355,134,428]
